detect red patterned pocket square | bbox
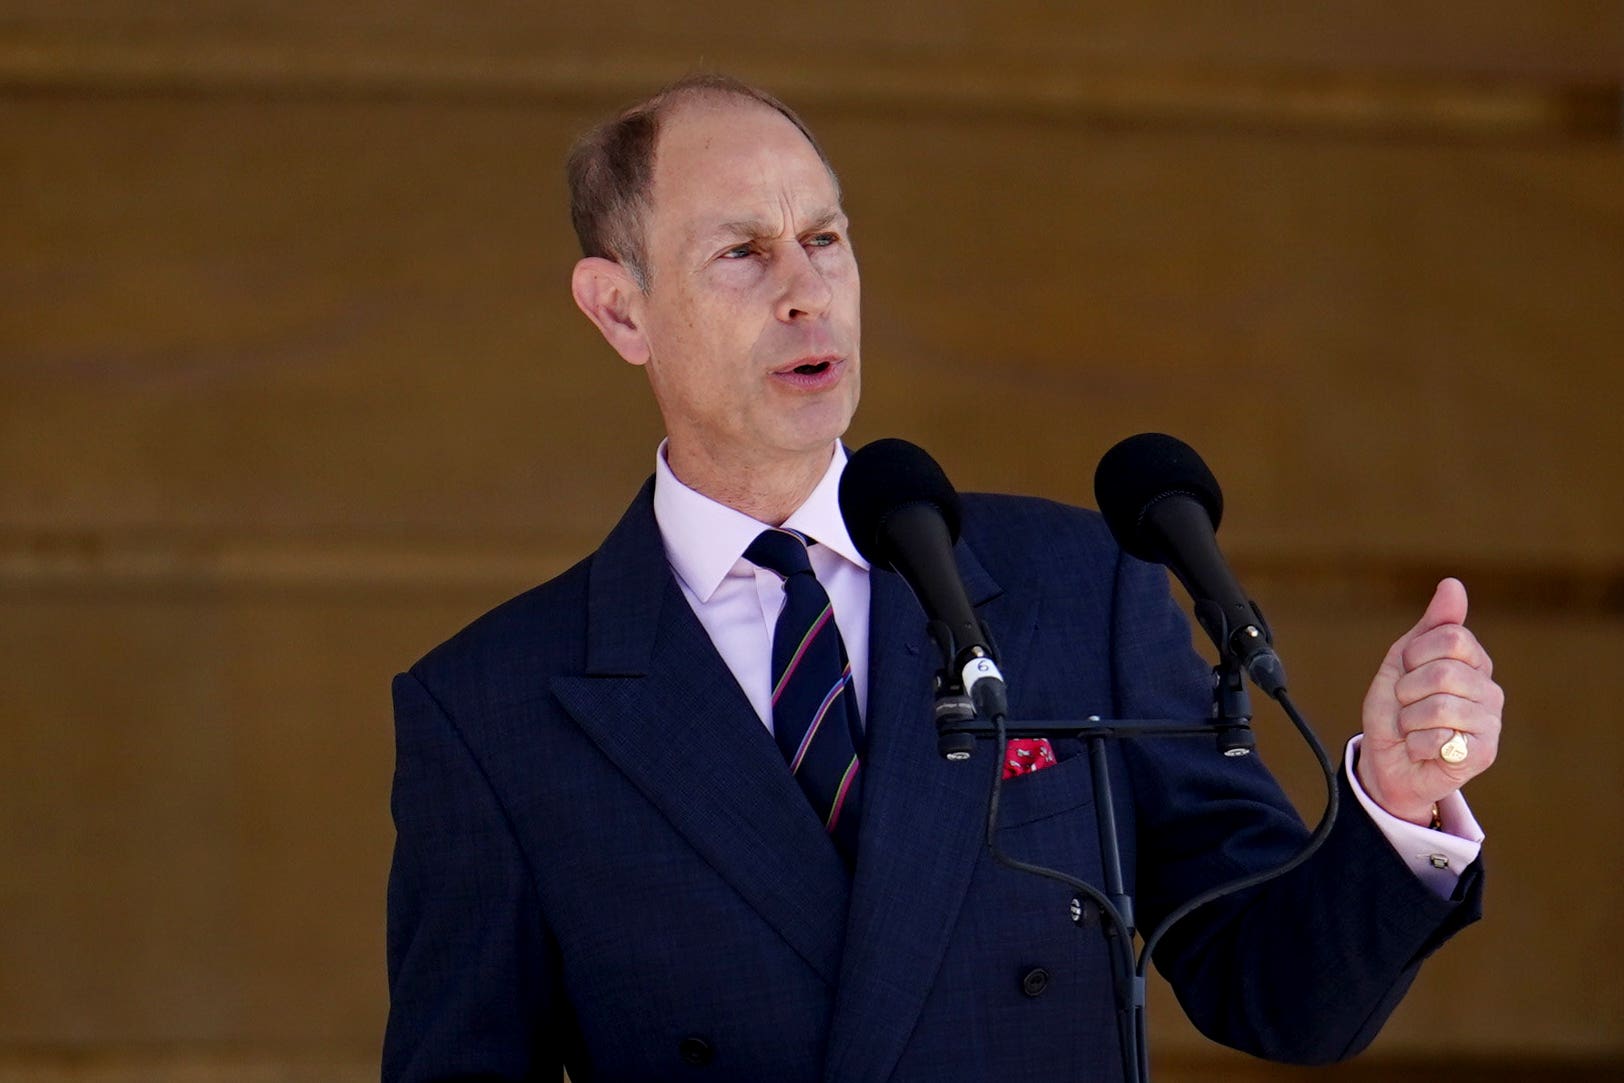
[1002,738,1057,779]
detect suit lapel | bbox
[824,541,1036,1082]
[547,482,1045,1075]
[550,483,850,987]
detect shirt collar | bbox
[652,440,870,603]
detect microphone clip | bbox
[1192,597,1289,699]
[1210,655,1257,758]
[928,618,1010,760]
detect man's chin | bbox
[791,403,859,457]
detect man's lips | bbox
[773,355,842,376]
[770,356,846,388]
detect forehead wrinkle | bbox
[695,205,846,248]
[652,100,844,253]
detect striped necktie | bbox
[744,527,863,863]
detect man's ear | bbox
[571,257,650,366]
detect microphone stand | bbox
[930,624,1337,1083]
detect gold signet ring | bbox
[1439,730,1469,764]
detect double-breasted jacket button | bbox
[678,1036,714,1066]
[1021,966,1051,997]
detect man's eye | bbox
[806,232,839,248]
[721,244,754,259]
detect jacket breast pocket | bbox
[991,742,1096,828]
[983,741,1119,895]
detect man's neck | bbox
[664,442,836,526]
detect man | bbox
[384,75,1502,1082]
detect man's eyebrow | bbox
[800,207,847,232]
[700,208,847,244]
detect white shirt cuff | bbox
[1345,735,1485,899]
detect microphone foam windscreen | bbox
[1093,433,1225,562]
[839,438,963,571]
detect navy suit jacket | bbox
[384,483,1481,1082]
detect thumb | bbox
[1407,576,1468,639]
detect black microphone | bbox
[1093,433,1287,697]
[839,439,1009,724]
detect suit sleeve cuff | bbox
[1345,735,1485,899]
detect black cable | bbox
[980,687,1340,1083]
[984,712,1144,1083]
[1135,688,1338,975]
[1129,687,1338,1081]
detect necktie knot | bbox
[745,528,815,579]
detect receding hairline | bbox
[639,94,846,260]
[565,75,841,286]
[648,89,842,195]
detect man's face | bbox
[630,99,861,479]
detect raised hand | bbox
[1357,578,1504,826]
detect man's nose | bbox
[773,245,834,322]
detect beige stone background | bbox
[3,3,1622,1081]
